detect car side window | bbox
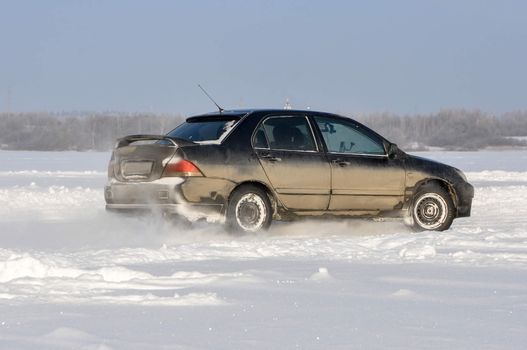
[314,116,385,155]
[262,116,317,152]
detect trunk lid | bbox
[109,135,194,182]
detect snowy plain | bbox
[0,150,526,349]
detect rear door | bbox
[313,115,405,211]
[253,115,331,210]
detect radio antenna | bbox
[198,84,224,113]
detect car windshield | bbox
[167,118,239,143]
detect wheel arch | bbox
[412,178,459,209]
[227,181,279,217]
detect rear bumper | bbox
[105,203,223,219]
[105,180,181,206]
[104,179,225,217]
[456,181,474,218]
[106,203,184,213]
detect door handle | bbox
[260,153,282,162]
[332,159,350,167]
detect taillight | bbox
[163,159,203,177]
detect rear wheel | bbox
[226,185,272,233]
[409,184,455,231]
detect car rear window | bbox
[167,118,239,143]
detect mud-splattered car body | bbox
[105,109,473,231]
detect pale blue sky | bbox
[1,0,526,115]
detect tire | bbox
[409,183,455,231]
[226,185,273,233]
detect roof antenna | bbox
[198,84,224,113]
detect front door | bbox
[313,116,405,211]
[253,115,331,210]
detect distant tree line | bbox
[0,112,184,151]
[355,109,527,150]
[0,109,526,151]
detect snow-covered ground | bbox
[1,150,526,349]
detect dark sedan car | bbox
[105,109,473,232]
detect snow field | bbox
[1,150,526,349]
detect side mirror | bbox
[388,143,399,159]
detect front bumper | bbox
[456,181,474,218]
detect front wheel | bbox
[409,184,455,231]
[226,185,272,233]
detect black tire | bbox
[226,185,273,233]
[408,183,455,231]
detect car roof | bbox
[188,108,341,120]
